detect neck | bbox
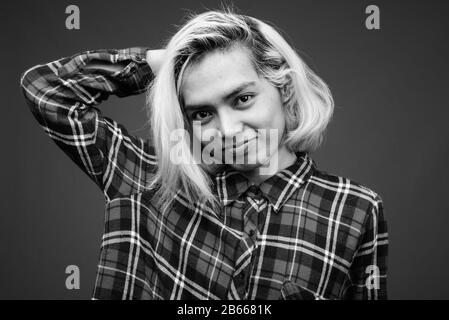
[240,145,297,185]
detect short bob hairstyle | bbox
[145,9,334,210]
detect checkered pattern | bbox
[20,47,388,300]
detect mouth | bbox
[223,137,257,154]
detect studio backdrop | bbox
[1,0,448,299]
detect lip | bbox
[223,137,257,153]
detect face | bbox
[181,45,292,173]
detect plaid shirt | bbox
[20,47,389,300]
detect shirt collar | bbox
[213,151,316,213]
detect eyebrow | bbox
[184,81,256,110]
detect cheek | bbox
[250,96,286,131]
[273,109,287,133]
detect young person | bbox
[20,9,388,300]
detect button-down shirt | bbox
[20,47,389,300]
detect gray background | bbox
[1,0,448,299]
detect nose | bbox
[216,108,243,139]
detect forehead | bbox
[181,46,260,106]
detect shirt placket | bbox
[231,185,267,299]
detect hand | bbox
[146,49,166,75]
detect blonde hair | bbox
[145,9,334,211]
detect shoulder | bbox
[305,166,385,225]
[311,168,382,204]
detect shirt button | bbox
[247,185,255,193]
[249,229,256,239]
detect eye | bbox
[236,94,254,105]
[191,110,213,122]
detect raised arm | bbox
[20,47,161,201]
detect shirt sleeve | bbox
[20,47,157,200]
[341,195,389,299]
